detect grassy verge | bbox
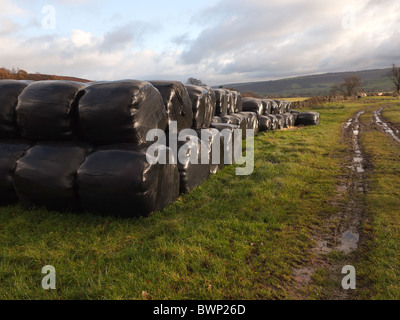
[0,100,384,300]
[382,104,400,123]
[355,105,400,299]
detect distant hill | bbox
[0,67,91,83]
[220,68,394,97]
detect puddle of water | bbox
[356,166,365,173]
[338,230,359,254]
[374,108,400,144]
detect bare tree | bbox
[389,64,400,95]
[330,75,363,98]
[186,77,206,86]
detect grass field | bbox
[1,97,400,300]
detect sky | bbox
[1,0,399,86]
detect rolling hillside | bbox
[220,68,394,97]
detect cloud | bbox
[177,0,400,83]
[0,0,399,86]
[99,21,157,52]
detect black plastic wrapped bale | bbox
[0,80,31,138]
[286,113,295,127]
[224,90,235,114]
[78,80,167,146]
[214,89,228,117]
[296,112,321,126]
[176,135,210,194]
[16,80,86,141]
[185,85,213,129]
[258,115,272,132]
[204,87,216,111]
[14,141,93,212]
[281,113,294,128]
[77,144,179,217]
[262,99,272,115]
[242,97,263,115]
[212,116,222,123]
[210,122,237,165]
[274,115,285,129]
[0,139,32,204]
[220,115,235,124]
[274,100,285,114]
[230,113,247,139]
[283,101,292,113]
[290,110,300,123]
[266,115,278,130]
[239,112,259,134]
[232,91,243,113]
[149,81,193,132]
[204,87,217,125]
[196,128,224,174]
[270,100,279,114]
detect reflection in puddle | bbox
[338,230,359,254]
[349,111,365,174]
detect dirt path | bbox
[373,106,400,144]
[291,107,372,299]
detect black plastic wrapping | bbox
[196,128,224,174]
[204,87,216,112]
[214,89,228,116]
[290,110,300,123]
[16,80,86,140]
[230,113,247,139]
[283,113,295,127]
[185,85,213,129]
[232,91,243,113]
[270,100,279,114]
[78,80,167,146]
[221,114,246,139]
[0,139,32,204]
[239,111,259,134]
[296,112,321,126]
[224,90,235,114]
[220,115,235,124]
[14,141,93,211]
[262,99,272,115]
[274,100,285,114]
[210,122,236,165]
[0,80,31,138]
[242,97,264,115]
[204,87,217,126]
[266,115,278,130]
[77,144,179,217]
[283,101,292,113]
[258,115,272,132]
[176,136,210,194]
[149,81,193,132]
[274,115,285,129]
[212,116,222,123]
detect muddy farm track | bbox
[291,104,399,299]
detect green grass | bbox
[382,104,400,123]
[355,104,400,299]
[0,98,399,300]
